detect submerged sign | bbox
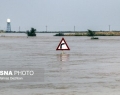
[56,38,70,50]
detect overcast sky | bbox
[0,0,120,31]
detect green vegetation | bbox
[26,28,36,36]
[65,31,120,36]
[64,33,87,36]
[54,33,64,36]
[87,29,95,36]
[87,29,99,39]
[0,30,5,33]
[95,32,120,36]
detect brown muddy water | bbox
[0,33,120,95]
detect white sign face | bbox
[58,41,68,49]
[7,19,10,22]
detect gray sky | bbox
[0,0,120,31]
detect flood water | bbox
[0,33,120,95]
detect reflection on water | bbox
[57,53,69,62]
[0,34,120,95]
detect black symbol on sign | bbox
[60,43,65,49]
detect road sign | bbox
[56,38,70,50]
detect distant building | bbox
[6,19,11,32]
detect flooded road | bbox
[0,33,120,95]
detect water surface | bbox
[0,33,120,95]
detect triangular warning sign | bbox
[56,38,70,50]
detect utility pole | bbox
[46,26,47,32]
[109,25,110,31]
[19,26,20,32]
[74,26,75,32]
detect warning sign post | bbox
[56,38,70,50]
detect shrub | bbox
[27,28,36,36]
[87,29,95,36]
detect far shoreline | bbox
[54,31,120,36]
[1,31,120,36]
